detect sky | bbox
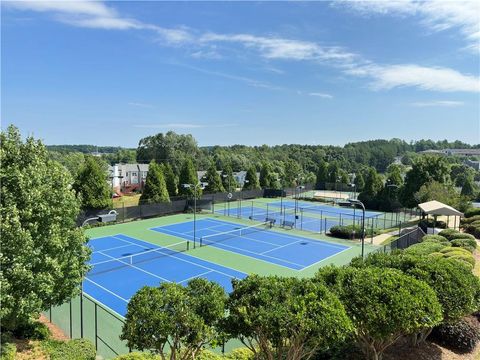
[1,0,480,147]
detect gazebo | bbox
[418,200,464,232]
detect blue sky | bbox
[2,1,479,147]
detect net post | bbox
[80,284,84,338]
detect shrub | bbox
[225,348,255,360]
[196,350,223,360]
[465,208,480,218]
[0,333,16,360]
[114,353,160,360]
[421,234,449,244]
[329,225,362,239]
[461,215,480,225]
[430,318,480,352]
[438,229,462,240]
[13,321,51,340]
[464,224,480,239]
[447,254,476,267]
[451,238,477,253]
[316,266,442,360]
[404,242,446,256]
[450,233,476,241]
[49,339,96,360]
[439,247,472,256]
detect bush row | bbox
[120,251,480,360]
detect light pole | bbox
[348,198,366,258]
[182,182,206,249]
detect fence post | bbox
[339,214,342,226]
[324,218,327,234]
[69,299,73,338]
[49,306,52,322]
[80,290,84,338]
[94,303,98,350]
[300,209,303,231]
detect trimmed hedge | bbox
[48,339,96,360]
[329,225,362,239]
[465,208,480,218]
[464,224,480,239]
[430,318,480,352]
[421,234,450,245]
[449,233,476,241]
[114,354,159,360]
[451,238,477,253]
[438,229,462,241]
[461,215,480,225]
[226,348,255,360]
[404,242,447,256]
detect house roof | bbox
[418,200,463,217]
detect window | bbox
[132,172,137,177]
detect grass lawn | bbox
[113,194,141,208]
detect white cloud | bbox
[351,64,480,93]
[134,123,237,129]
[309,92,333,99]
[411,100,464,107]
[128,102,154,108]
[337,1,480,53]
[200,32,358,63]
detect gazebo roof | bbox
[418,200,463,217]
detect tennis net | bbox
[200,222,269,247]
[88,241,188,276]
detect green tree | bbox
[73,155,112,209]
[315,160,329,190]
[327,161,340,184]
[414,181,461,208]
[136,131,200,175]
[121,279,227,360]
[160,162,178,197]
[386,164,404,186]
[400,155,451,208]
[178,158,201,198]
[225,275,352,360]
[259,162,276,188]
[49,151,86,177]
[283,159,303,187]
[140,161,170,204]
[203,162,224,193]
[351,253,480,343]
[354,171,365,192]
[243,166,260,190]
[461,176,477,199]
[316,266,442,360]
[221,164,236,192]
[0,126,90,331]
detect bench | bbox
[282,220,295,229]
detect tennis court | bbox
[269,200,382,218]
[151,218,349,270]
[215,205,340,233]
[85,234,246,316]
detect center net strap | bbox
[89,240,188,277]
[200,222,269,247]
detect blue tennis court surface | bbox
[151,218,349,270]
[269,200,382,218]
[215,206,339,233]
[84,234,246,316]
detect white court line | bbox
[92,243,133,255]
[261,239,305,255]
[97,249,171,283]
[201,237,304,268]
[111,235,242,280]
[84,277,129,303]
[178,270,214,284]
[300,247,352,271]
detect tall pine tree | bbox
[315,160,329,190]
[73,155,112,209]
[160,162,178,197]
[244,167,260,190]
[178,158,202,198]
[204,162,225,193]
[221,163,236,192]
[140,161,170,204]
